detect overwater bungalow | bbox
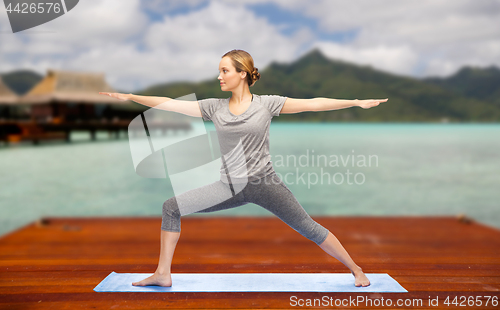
[0,69,191,144]
[18,69,133,123]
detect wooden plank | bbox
[0,216,499,309]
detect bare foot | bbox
[132,272,172,287]
[352,267,370,287]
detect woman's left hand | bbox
[357,98,388,109]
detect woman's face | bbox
[218,56,246,91]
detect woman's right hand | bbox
[99,92,131,101]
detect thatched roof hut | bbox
[18,69,130,105]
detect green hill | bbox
[423,66,500,110]
[1,70,43,95]
[137,49,500,122]
[2,49,500,122]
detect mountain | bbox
[2,49,500,122]
[423,66,500,109]
[1,70,43,95]
[138,48,500,122]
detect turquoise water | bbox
[1,123,499,236]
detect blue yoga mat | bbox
[94,272,407,292]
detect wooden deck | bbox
[0,216,499,309]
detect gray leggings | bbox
[161,171,330,246]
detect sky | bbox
[0,0,499,92]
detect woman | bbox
[99,49,387,288]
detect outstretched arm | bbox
[98,92,203,118]
[280,97,388,114]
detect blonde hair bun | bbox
[251,67,261,85]
[222,49,261,87]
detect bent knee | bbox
[161,197,181,232]
[162,197,180,218]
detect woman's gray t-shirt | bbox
[198,94,287,184]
